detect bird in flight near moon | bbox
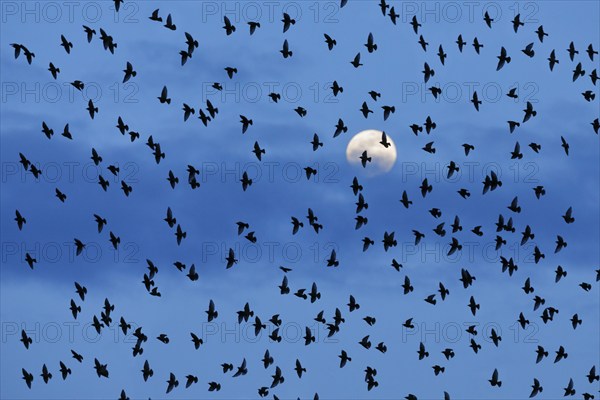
[1,1,599,399]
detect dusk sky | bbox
[1,1,599,399]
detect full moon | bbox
[346,129,397,176]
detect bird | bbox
[359,151,372,167]
[512,14,524,32]
[252,141,265,161]
[536,25,548,42]
[563,378,575,396]
[240,171,252,191]
[423,62,435,82]
[94,358,108,378]
[280,39,292,58]
[489,369,502,387]
[281,12,296,32]
[561,136,570,155]
[471,91,481,111]
[48,62,60,79]
[573,62,586,81]
[456,34,466,52]
[60,35,73,54]
[225,67,237,79]
[365,33,377,53]
[324,33,336,50]
[483,11,494,27]
[587,43,598,60]
[122,62,136,82]
[497,47,511,70]
[350,53,363,68]
[166,373,179,393]
[240,115,253,133]
[548,49,559,70]
[339,350,351,368]
[472,37,483,54]
[530,378,543,397]
[522,42,535,58]
[158,86,171,104]
[360,102,373,118]
[86,99,98,119]
[163,14,176,30]
[226,248,238,268]
[295,359,306,378]
[82,25,96,41]
[22,368,34,388]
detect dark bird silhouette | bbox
[548,49,559,70]
[20,330,32,349]
[324,34,336,50]
[483,11,494,27]
[587,43,598,61]
[472,37,483,54]
[280,39,293,58]
[83,25,96,41]
[522,42,535,58]
[456,34,466,52]
[166,373,179,393]
[365,32,377,53]
[281,12,296,32]
[489,369,502,387]
[471,91,481,111]
[48,62,60,79]
[122,62,136,83]
[22,368,33,388]
[350,53,363,68]
[164,14,176,30]
[94,358,108,378]
[512,14,524,32]
[247,21,260,34]
[60,35,73,54]
[530,378,543,397]
[497,47,511,70]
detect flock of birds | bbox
[6,0,600,399]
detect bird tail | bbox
[166,99,171,104]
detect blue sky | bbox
[1,1,599,399]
